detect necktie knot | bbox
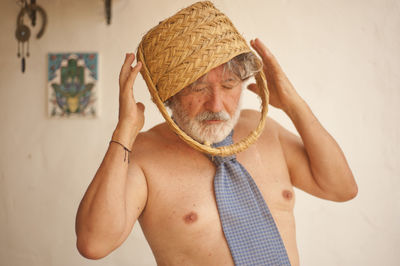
[211,154,236,165]
[208,131,236,166]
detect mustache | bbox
[196,111,230,122]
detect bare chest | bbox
[138,140,295,249]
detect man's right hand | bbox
[113,53,145,148]
[76,54,149,259]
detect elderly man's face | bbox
[169,64,243,144]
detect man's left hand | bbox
[248,38,303,115]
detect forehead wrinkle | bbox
[193,65,238,85]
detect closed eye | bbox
[222,79,240,89]
[190,85,208,93]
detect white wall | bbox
[0,0,399,265]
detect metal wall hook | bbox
[105,0,112,25]
[15,1,47,73]
[16,3,47,39]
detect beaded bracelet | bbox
[109,140,131,163]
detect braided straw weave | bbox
[137,1,269,156]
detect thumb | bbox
[247,83,261,96]
[136,102,145,112]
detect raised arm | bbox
[75,53,148,259]
[248,38,358,202]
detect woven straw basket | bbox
[137,1,269,156]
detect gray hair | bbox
[224,52,262,81]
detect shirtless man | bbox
[75,38,358,265]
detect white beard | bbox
[169,97,242,144]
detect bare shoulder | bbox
[237,109,282,138]
[132,122,172,157]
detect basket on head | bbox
[137,1,269,156]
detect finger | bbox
[123,62,142,92]
[136,102,145,112]
[250,38,268,59]
[255,38,273,57]
[250,39,263,58]
[122,53,136,69]
[247,83,261,96]
[250,39,278,65]
[251,39,284,75]
[119,53,136,82]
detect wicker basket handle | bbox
[137,45,269,156]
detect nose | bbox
[205,87,224,113]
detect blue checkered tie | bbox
[211,131,291,265]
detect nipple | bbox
[183,211,198,224]
[282,190,293,200]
